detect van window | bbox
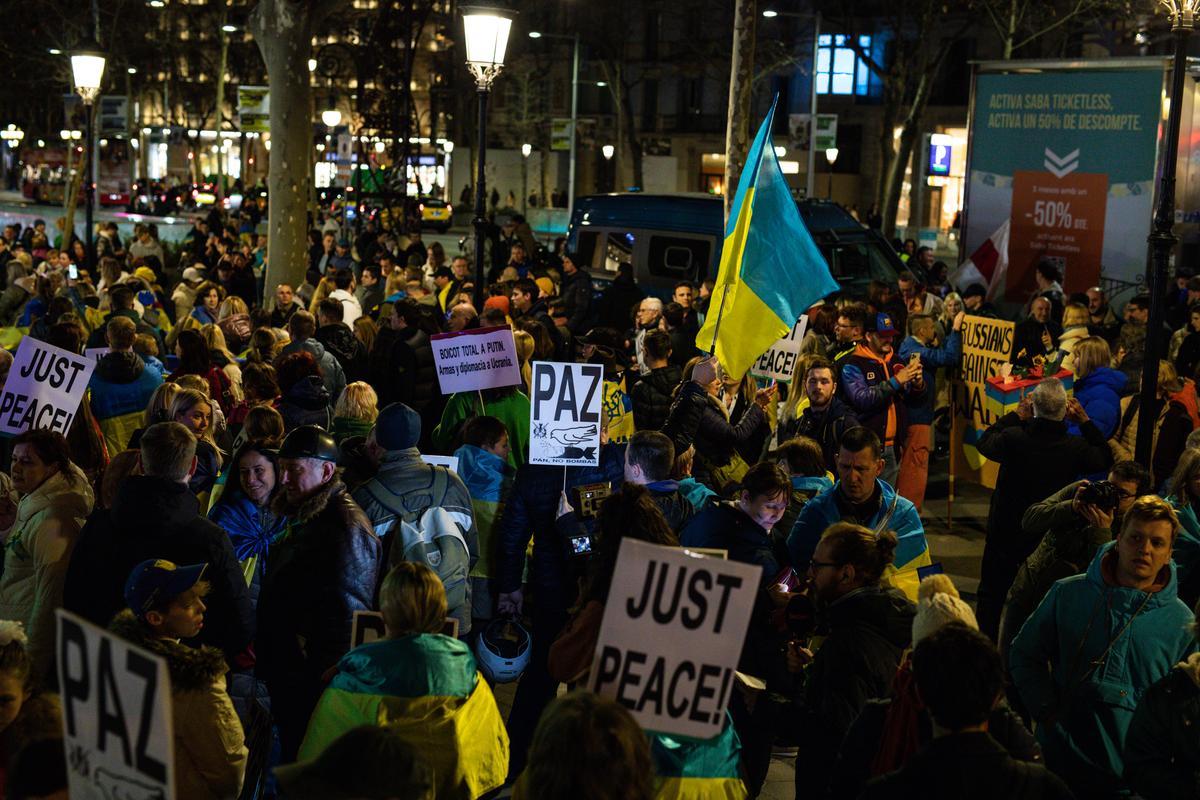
[825,242,897,284]
[647,235,711,280]
[602,231,635,274]
[576,231,600,267]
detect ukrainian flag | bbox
[697,98,839,379]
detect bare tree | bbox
[979,0,1126,59]
[724,0,756,220]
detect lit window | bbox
[816,34,871,96]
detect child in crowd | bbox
[109,560,247,800]
[453,416,516,624]
[133,332,167,379]
[297,562,508,798]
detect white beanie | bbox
[912,573,978,645]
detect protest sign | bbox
[57,610,175,800]
[749,315,810,382]
[422,454,460,473]
[529,361,603,466]
[588,539,759,739]
[431,326,522,395]
[351,611,458,650]
[84,347,110,362]
[0,336,95,436]
[950,314,1015,488]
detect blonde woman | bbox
[168,388,224,498]
[201,325,245,405]
[128,382,181,449]
[513,329,535,397]
[217,295,252,354]
[777,353,822,443]
[354,316,378,355]
[1068,336,1126,438]
[332,382,379,444]
[307,275,336,316]
[1110,360,1192,486]
[1054,303,1091,374]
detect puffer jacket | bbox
[110,610,247,800]
[280,338,346,407]
[0,465,93,679]
[257,478,380,688]
[315,322,368,384]
[1124,651,1200,800]
[1068,366,1127,439]
[662,381,766,488]
[278,375,332,432]
[631,364,682,432]
[89,350,163,457]
[1010,542,1199,797]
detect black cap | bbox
[433,266,453,279]
[278,425,339,462]
[962,283,987,300]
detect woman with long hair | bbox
[190,281,224,326]
[1054,303,1091,374]
[331,382,379,444]
[1068,336,1126,439]
[168,388,223,499]
[216,295,252,354]
[201,325,244,406]
[209,442,287,609]
[353,316,378,356]
[170,329,235,415]
[513,329,535,397]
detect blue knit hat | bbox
[374,403,422,450]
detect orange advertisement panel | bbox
[1008,170,1108,297]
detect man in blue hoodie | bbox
[1010,496,1198,799]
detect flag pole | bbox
[708,286,731,356]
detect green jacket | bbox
[431,389,531,467]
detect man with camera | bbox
[998,461,1151,668]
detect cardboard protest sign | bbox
[421,454,461,473]
[749,315,809,382]
[529,361,603,466]
[588,539,759,739]
[0,337,96,436]
[351,610,458,650]
[431,326,522,394]
[57,610,175,800]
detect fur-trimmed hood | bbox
[1,691,60,756]
[109,609,228,691]
[272,474,346,523]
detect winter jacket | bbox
[595,273,644,333]
[110,611,247,800]
[89,350,163,456]
[977,413,1111,564]
[497,443,624,600]
[330,415,374,445]
[774,475,834,556]
[559,267,593,335]
[896,330,961,425]
[1054,325,1090,374]
[280,338,346,407]
[785,397,859,470]
[661,381,766,490]
[631,365,682,433]
[1011,317,1062,367]
[1067,367,1127,439]
[208,493,287,611]
[795,585,915,798]
[278,375,333,432]
[860,732,1072,800]
[454,444,514,582]
[839,342,922,446]
[1010,542,1198,797]
[1123,651,1200,800]
[298,634,509,798]
[353,449,478,633]
[1175,330,1200,382]
[64,475,254,661]
[0,692,60,798]
[1167,497,1200,610]
[1110,396,1193,488]
[0,465,93,679]
[257,478,380,689]
[329,288,362,328]
[315,322,368,384]
[87,308,166,354]
[269,300,303,329]
[1001,480,1112,662]
[786,479,930,601]
[432,389,531,468]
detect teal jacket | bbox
[1010,541,1198,795]
[1167,496,1200,598]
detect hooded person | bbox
[89,315,164,457]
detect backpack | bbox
[372,467,471,631]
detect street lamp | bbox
[321,106,342,129]
[602,144,614,160]
[602,144,615,193]
[824,147,838,199]
[71,37,106,270]
[462,3,516,311]
[442,140,454,203]
[521,142,531,215]
[1137,0,1200,462]
[528,30,581,219]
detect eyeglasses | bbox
[808,560,841,571]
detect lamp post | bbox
[1137,0,1199,462]
[462,4,516,311]
[825,147,838,199]
[528,30,581,219]
[602,144,615,192]
[442,140,454,203]
[521,142,531,215]
[71,38,106,270]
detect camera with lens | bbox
[562,482,612,560]
[1079,480,1120,512]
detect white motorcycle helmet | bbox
[475,619,532,683]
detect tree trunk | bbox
[251,0,343,291]
[620,80,644,190]
[215,0,230,200]
[723,0,756,221]
[875,81,902,219]
[1003,0,1017,59]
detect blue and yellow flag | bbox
[697,98,839,379]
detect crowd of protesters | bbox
[0,208,1194,800]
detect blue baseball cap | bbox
[869,312,898,338]
[124,560,207,620]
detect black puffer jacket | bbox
[559,268,593,335]
[63,475,255,661]
[782,397,860,469]
[392,327,437,413]
[662,381,766,488]
[631,365,682,432]
[278,375,332,431]
[315,322,368,383]
[1124,653,1200,800]
[256,478,380,687]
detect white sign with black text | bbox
[749,315,810,382]
[431,326,523,395]
[588,539,759,739]
[57,610,175,800]
[0,336,96,436]
[529,361,603,466]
